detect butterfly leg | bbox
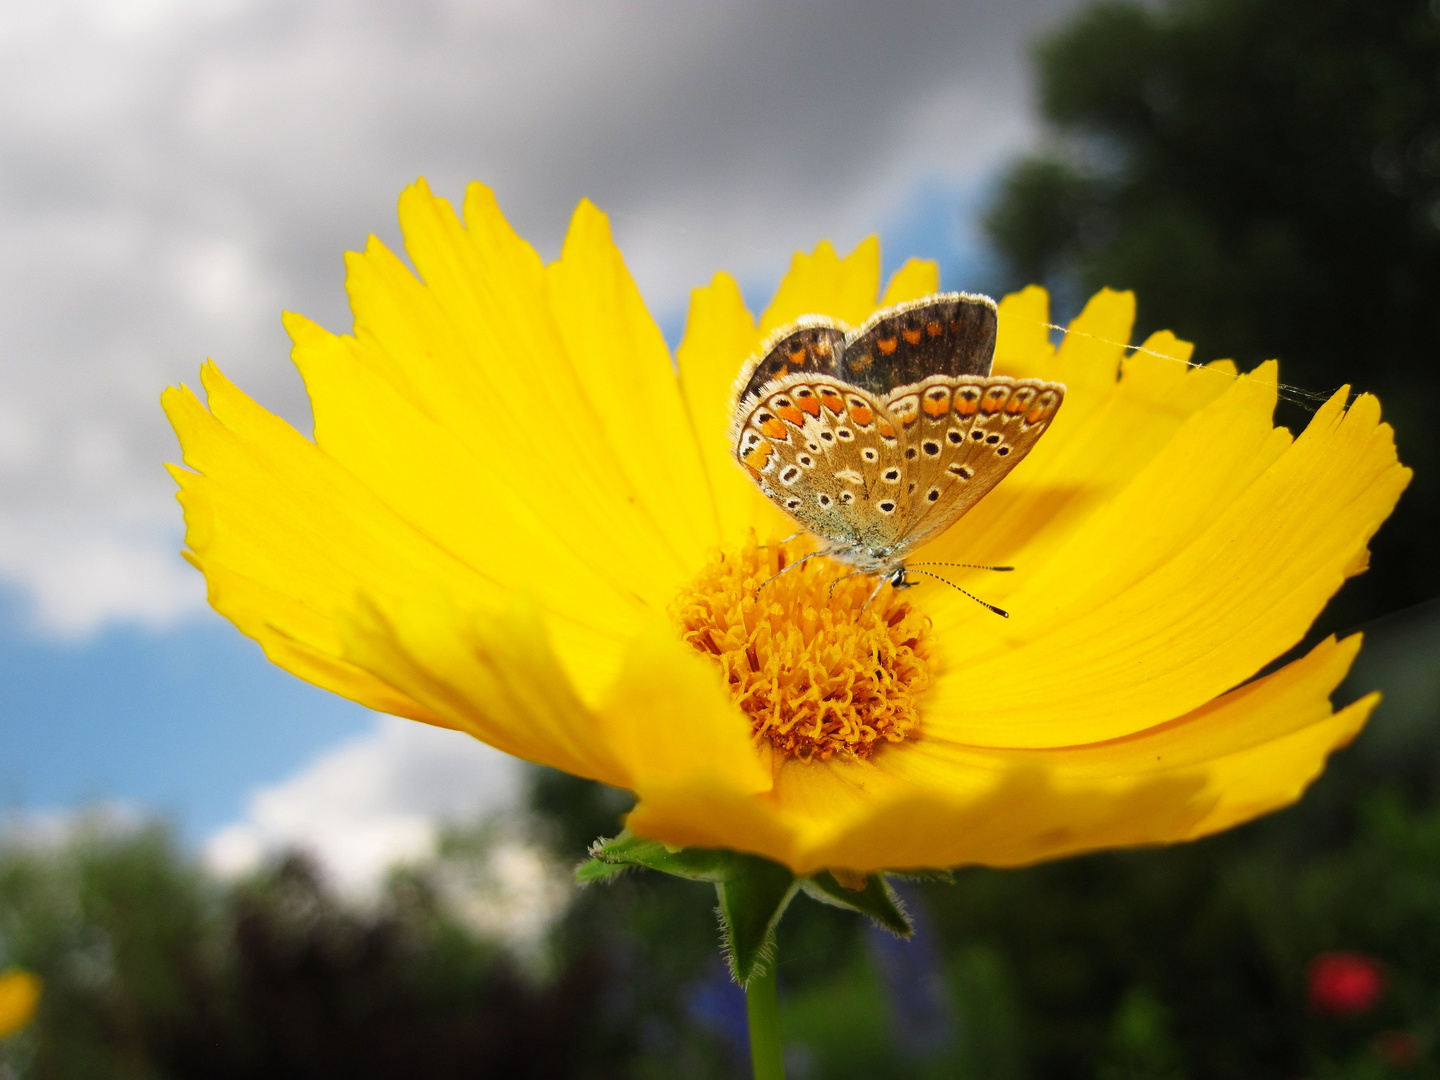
[755,531,807,548]
[858,575,889,616]
[753,550,823,599]
[827,569,868,599]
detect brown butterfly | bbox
[729,293,1065,613]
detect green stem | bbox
[745,960,785,1080]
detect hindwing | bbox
[733,374,908,549]
[885,375,1065,553]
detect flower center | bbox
[673,537,933,762]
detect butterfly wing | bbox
[734,374,909,549]
[885,375,1065,554]
[729,317,848,415]
[836,293,997,395]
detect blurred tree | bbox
[0,824,630,1079]
[984,0,1440,624]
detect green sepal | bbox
[576,830,740,883]
[801,872,912,937]
[716,857,798,987]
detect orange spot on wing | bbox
[922,393,950,419]
[980,391,1006,414]
[849,404,874,426]
[877,421,896,439]
[761,418,788,439]
[776,405,805,426]
[877,336,899,355]
[797,395,821,416]
[743,441,774,470]
[819,390,845,414]
[1005,397,1027,414]
[926,321,942,337]
[902,327,923,345]
[954,395,979,416]
[1025,406,1046,424]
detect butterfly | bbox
[729,292,1066,613]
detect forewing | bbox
[734,375,907,548]
[885,376,1065,553]
[729,317,847,414]
[836,293,997,395]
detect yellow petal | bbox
[923,387,1409,748]
[547,199,720,561]
[878,258,940,306]
[597,618,773,797]
[0,970,40,1040]
[288,311,655,642]
[628,634,1368,874]
[345,182,692,585]
[867,635,1372,866]
[338,589,630,787]
[759,237,881,332]
[164,364,475,725]
[992,285,1056,375]
[675,272,792,541]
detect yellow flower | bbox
[163,180,1409,877]
[0,969,40,1039]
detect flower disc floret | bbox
[674,538,932,761]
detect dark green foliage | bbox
[984,0,1440,625]
[0,828,627,1079]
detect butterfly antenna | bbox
[828,569,867,599]
[907,561,1014,572]
[906,568,1010,618]
[753,551,822,599]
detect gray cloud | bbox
[0,0,1081,634]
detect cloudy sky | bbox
[0,0,1086,887]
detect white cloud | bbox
[0,0,1086,636]
[204,714,523,895]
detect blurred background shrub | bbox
[4,0,1439,1076]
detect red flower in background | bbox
[1308,952,1385,1017]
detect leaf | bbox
[801,872,912,936]
[576,830,742,883]
[716,856,798,987]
